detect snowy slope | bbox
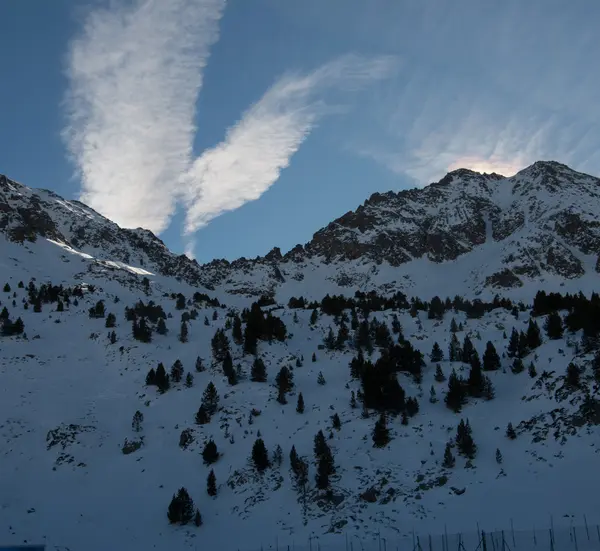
[1,234,600,551]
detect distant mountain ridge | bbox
[2,160,600,301]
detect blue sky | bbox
[1,0,599,263]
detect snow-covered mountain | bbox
[1,162,600,551]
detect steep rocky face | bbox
[2,160,599,299]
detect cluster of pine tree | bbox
[167,487,202,527]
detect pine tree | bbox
[132,410,144,432]
[507,328,520,358]
[456,419,476,459]
[506,422,517,439]
[171,359,184,383]
[290,445,300,474]
[350,391,357,408]
[167,487,195,525]
[275,366,294,398]
[310,308,319,325]
[296,393,305,413]
[445,369,467,412]
[482,376,495,400]
[201,382,219,415]
[324,327,336,350]
[566,362,580,387]
[372,412,390,447]
[332,413,341,430]
[156,317,168,335]
[194,509,202,527]
[312,352,317,362]
[222,351,237,385]
[528,362,537,378]
[252,438,270,471]
[195,356,205,372]
[450,318,459,333]
[202,439,219,464]
[315,454,330,489]
[511,357,525,374]
[105,312,116,328]
[434,364,446,382]
[545,311,564,340]
[442,442,455,468]
[462,335,475,363]
[495,448,503,464]
[155,362,170,392]
[468,350,484,397]
[448,333,462,361]
[526,319,542,349]
[185,372,194,388]
[482,341,501,371]
[207,469,217,496]
[179,320,189,343]
[430,342,444,362]
[392,314,403,335]
[195,405,210,425]
[251,357,267,382]
[429,385,438,403]
[145,368,156,386]
[232,316,243,345]
[317,371,326,385]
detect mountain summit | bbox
[2,160,600,301]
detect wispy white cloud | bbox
[181,54,398,237]
[63,0,226,234]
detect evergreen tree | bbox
[185,372,194,388]
[211,329,231,361]
[175,294,186,310]
[275,366,294,398]
[448,333,462,362]
[468,350,484,397]
[495,448,503,464]
[204,316,210,326]
[324,327,336,350]
[507,328,520,358]
[566,362,580,386]
[434,364,446,382]
[3,283,10,292]
[179,320,189,343]
[332,413,341,430]
[222,351,237,385]
[201,382,219,415]
[310,309,319,325]
[545,311,564,340]
[456,419,476,459]
[171,359,184,383]
[517,330,529,359]
[252,438,270,472]
[296,393,305,413]
[155,362,170,392]
[167,487,195,525]
[372,412,390,447]
[195,356,205,372]
[156,317,168,335]
[132,410,144,432]
[450,318,459,333]
[528,362,537,378]
[105,312,116,328]
[526,319,542,349]
[506,422,517,439]
[442,442,455,468]
[511,357,525,374]
[430,342,444,362]
[250,357,267,382]
[429,385,438,403]
[482,341,501,371]
[462,334,475,363]
[202,439,219,464]
[194,509,202,527]
[145,368,156,386]
[317,371,326,385]
[445,369,467,412]
[312,352,317,362]
[195,404,210,425]
[482,376,495,400]
[350,391,357,408]
[392,314,403,335]
[315,454,330,489]
[207,470,217,497]
[232,316,243,344]
[289,445,300,474]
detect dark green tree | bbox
[332,413,341,430]
[156,317,168,335]
[195,405,210,425]
[545,312,564,340]
[171,359,184,383]
[507,328,520,358]
[372,412,390,448]
[201,382,219,415]
[195,356,205,372]
[566,362,580,386]
[482,341,501,371]
[202,439,219,464]
[155,362,170,392]
[445,369,467,412]
[526,319,542,349]
[185,372,194,388]
[179,320,188,343]
[232,316,243,345]
[456,419,476,459]
[251,357,267,382]
[105,312,116,328]
[442,442,455,468]
[506,422,517,439]
[252,438,270,472]
[430,342,444,362]
[434,364,446,382]
[296,392,305,413]
[207,469,217,496]
[167,487,195,525]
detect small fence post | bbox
[584,516,590,540]
[482,531,488,551]
[510,518,516,547]
[501,530,506,551]
[573,525,579,551]
[549,528,554,551]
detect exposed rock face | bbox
[1,160,599,299]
